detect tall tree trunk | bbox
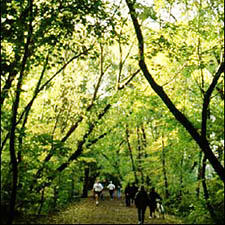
[115,148,123,181]
[38,188,45,216]
[179,151,184,200]
[137,127,144,184]
[125,127,138,184]
[141,125,148,158]
[8,1,33,223]
[198,29,216,218]
[125,0,224,182]
[82,166,90,198]
[196,151,203,198]
[161,137,169,199]
[71,174,75,200]
[53,186,58,210]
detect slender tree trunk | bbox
[196,151,203,198]
[71,174,75,200]
[141,125,148,158]
[53,186,58,210]
[38,188,45,215]
[161,137,169,199]
[179,151,184,200]
[82,166,90,198]
[115,148,122,180]
[198,30,216,218]
[8,2,33,223]
[125,127,138,184]
[136,127,144,184]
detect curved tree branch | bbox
[125,0,224,182]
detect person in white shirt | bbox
[107,181,116,200]
[93,179,104,205]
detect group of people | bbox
[135,186,162,224]
[93,179,162,225]
[125,183,162,224]
[92,179,121,205]
[124,182,138,206]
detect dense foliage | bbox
[1,0,224,224]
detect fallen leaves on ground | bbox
[33,191,183,224]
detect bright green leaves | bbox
[1,1,224,223]
[135,3,158,21]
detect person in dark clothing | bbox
[148,187,162,218]
[130,182,138,204]
[125,183,132,206]
[135,185,149,224]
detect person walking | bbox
[107,181,116,200]
[135,185,149,225]
[148,187,162,218]
[93,179,104,205]
[117,182,122,199]
[125,182,132,206]
[130,182,138,204]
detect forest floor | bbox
[15,190,183,224]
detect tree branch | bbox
[125,0,224,182]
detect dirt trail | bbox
[32,190,182,224]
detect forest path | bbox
[35,190,182,224]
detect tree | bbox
[1,0,223,223]
[1,0,116,223]
[125,0,224,182]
